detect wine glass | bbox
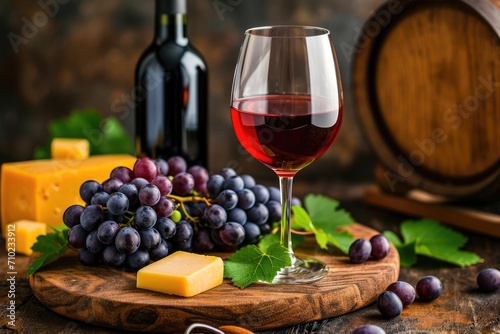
[230,26,343,284]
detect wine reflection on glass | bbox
[230,26,344,284]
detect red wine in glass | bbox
[231,95,343,177]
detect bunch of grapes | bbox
[63,155,282,271]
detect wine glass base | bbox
[272,256,328,284]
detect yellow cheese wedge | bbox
[51,138,90,160]
[137,251,224,297]
[5,220,47,255]
[1,154,136,234]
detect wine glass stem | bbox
[279,176,294,259]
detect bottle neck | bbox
[154,0,188,45]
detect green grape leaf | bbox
[304,194,354,228]
[383,219,482,267]
[27,227,70,277]
[290,196,354,253]
[223,243,292,288]
[258,233,280,251]
[34,109,132,159]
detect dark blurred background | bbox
[0,0,384,184]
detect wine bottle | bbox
[135,0,208,167]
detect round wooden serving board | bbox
[29,223,399,333]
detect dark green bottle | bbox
[135,0,208,167]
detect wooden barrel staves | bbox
[352,0,500,201]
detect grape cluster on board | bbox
[63,155,284,271]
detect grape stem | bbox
[167,194,212,224]
[290,229,314,236]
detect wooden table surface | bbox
[1,183,499,334]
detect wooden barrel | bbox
[352,0,500,201]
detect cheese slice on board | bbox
[1,154,136,235]
[137,251,224,297]
[6,220,47,255]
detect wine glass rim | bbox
[245,25,330,38]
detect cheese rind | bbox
[7,220,47,255]
[1,155,136,234]
[51,138,90,160]
[137,251,224,297]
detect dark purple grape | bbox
[172,220,194,244]
[265,200,281,223]
[350,325,386,334]
[151,175,173,196]
[102,245,126,267]
[268,186,280,202]
[243,222,261,244]
[127,249,150,271]
[187,201,208,217]
[63,204,84,228]
[386,281,416,307]
[259,223,271,235]
[187,165,209,190]
[192,229,215,252]
[416,275,443,302]
[78,248,101,266]
[252,185,270,204]
[118,183,139,207]
[91,191,110,207]
[219,222,246,247]
[377,291,403,318]
[133,156,159,181]
[115,227,141,254]
[167,155,187,176]
[223,175,245,192]
[102,177,124,194]
[86,230,105,254]
[110,166,134,183]
[68,224,89,249]
[237,188,256,210]
[210,228,224,246]
[80,180,102,204]
[139,228,161,250]
[206,174,225,198]
[348,238,372,264]
[370,234,390,260]
[131,177,149,191]
[149,240,169,261]
[176,238,193,252]
[97,220,120,244]
[153,197,175,218]
[135,206,157,229]
[217,189,238,210]
[172,172,195,196]
[155,158,169,175]
[106,192,130,216]
[246,203,269,225]
[204,204,227,229]
[220,167,237,179]
[240,174,256,189]
[477,268,500,292]
[227,207,247,225]
[154,217,177,239]
[80,204,104,231]
[139,184,161,206]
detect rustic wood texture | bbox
[352,0,500,200]
[28,223,399,333]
